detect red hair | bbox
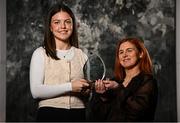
[114,38,153,80]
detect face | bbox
[50,11,73,43]
[118,41,142,69]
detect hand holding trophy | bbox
[82,50,106,96]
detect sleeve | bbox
[88,79,120,121]
[88,92,112,121]
[113,78,158,121]
[29,47,72,99]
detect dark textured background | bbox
[6,0,176,121]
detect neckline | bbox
[56,47,75,60]
[123,72,141,87]
[56,46,72,52]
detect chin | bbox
[123,64,136,69]
[56,36,70,42]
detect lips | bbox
[123,58,131,62]
[58,30,68,34]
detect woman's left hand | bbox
[103,80,119,90]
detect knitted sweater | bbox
[30,47,88,109]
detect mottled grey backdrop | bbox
[7,0,176,121]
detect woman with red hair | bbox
[89,38,158,122]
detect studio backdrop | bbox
[6,0,176,121]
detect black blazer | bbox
[88,72,158,122]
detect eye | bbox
[65,20,72,25]
[126,48,134,53]
[119,51,124,54]
[53,21,60,24]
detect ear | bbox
[139,52,143,58]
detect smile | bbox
[123,58,130,62]
[57,30,68,34]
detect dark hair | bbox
[43,3,78,60]
[114,37,153,80]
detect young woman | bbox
[30,3,89,122]
[90,38,158,122]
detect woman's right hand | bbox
[71,79,89,92]
[95,79,106,94]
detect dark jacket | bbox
[88,73,158,122]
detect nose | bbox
[60,21,66,29]
[122,52,128,58]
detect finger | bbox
[103,80,110,84]
[104,83,111,88]
[99,81,104,90]
[96,81,101,91]
[79,79,87,82]
[95,80,98,87]
[83,82,89,87]
[95,81,98,88]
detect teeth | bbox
[57,30,67,33]
[123,59,129,62]
[58,31,67,34]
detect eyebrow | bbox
[119,48,134,51]
[52,18,72,21]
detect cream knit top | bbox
[30,47,88,109]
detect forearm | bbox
[30,83,72,99]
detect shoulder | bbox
[140,73,157,87]
[32,47,45,55]
[142,73,156,82]
[30,47,46,65]
[31,46,46,59]
[33,46,45,53]
[72,47,88,60]
[73,47,83,53]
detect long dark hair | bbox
[43,3,78,60]
[114,38,153,80]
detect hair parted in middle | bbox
[43,3,78,60]
[114,37,153,80]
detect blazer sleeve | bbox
[112,77,158,121]
[88,91,113,121]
